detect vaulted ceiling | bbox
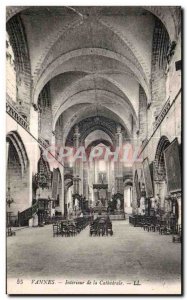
[7,6,180,146]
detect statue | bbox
[116,198,121,210]
[74,198,79,211]
[140,197,145,215]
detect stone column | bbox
[6,141,10,169]
[176,193,181,226]
[59,165,65,217]
[159,181,167,209]
[139,85,148,141]
[115,125,123,194]
[83,160,90,202]
[73,125,81,195]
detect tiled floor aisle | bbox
[7,220,181,287]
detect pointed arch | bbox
[154,136,170,180]
[6,131,29,175]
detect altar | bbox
[93,184,108,212]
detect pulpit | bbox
[37,198,50,226]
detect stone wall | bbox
[7,15,32,120]
[132,32,181,212]
[138,85,147,141]
[6,115,40,209]
[7,141,30,218]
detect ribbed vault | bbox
[6,6,176,152]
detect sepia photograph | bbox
[5,5,182,295]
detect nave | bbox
[7,220,181,293]
[6,6,182,295]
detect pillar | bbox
[176,193,181,226]
[6,140,10,168]
[73,125,81,195]
[59,165,64,216]
[115,125,123,194]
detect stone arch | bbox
[56,103,132,146]
[6,131,29,175]
[51,72,140,117]
[154,136,170,181]
[6,131,30,224]
[124,178,133,187]
[154,136,170,209]
[85,139,114,158]
[81,125,116,146]
[85,130,113,148]
[124,179,133,214]
[37,17,148,87]
[65,115,127,148]
[144,6,180,41]
[86,139,113,149]
[33,48,150,103]
[6,6,179,49]
[6,7,179,75]
[54,89,138,137]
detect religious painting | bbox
[142,157,154,198]
[134,170,141,201]
[164,138,181,193]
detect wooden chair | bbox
[68,224,76,236]
[97,219,106,236]
[61,224,69,237]
[155,222,161,232]
[89,221,98,236]
[106,221,113,236]
[160,224,171,235]
[53,223,60,237]
[6,227,16,237]
[172,225,182,243]
[89,224,96,236]
[148,223,156,232]
[97,224,105,236]
[143,222,151,231]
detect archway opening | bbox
[6,133,30,226]
[124,181,133,215]
[154,136,170,211]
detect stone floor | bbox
[7,220,181,293]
